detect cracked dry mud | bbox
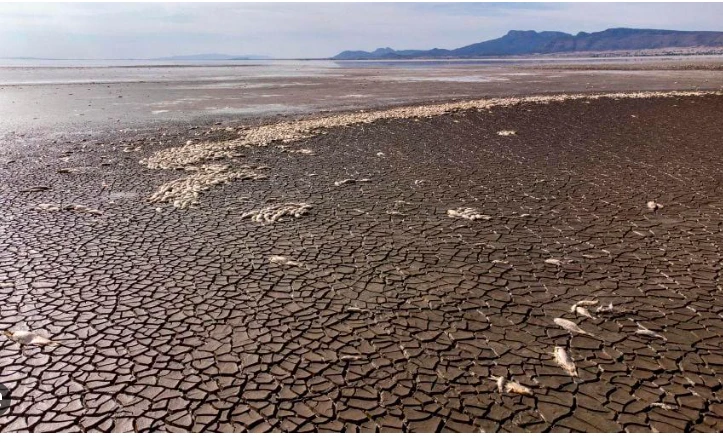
[1,93,723,432]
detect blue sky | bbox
[2,2,723,59]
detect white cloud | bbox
[1,2,722,59]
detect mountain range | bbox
[332,28,723,59]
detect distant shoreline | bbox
[4,47,723,63]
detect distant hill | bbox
[157,53,270,61]
[332,28,723,59]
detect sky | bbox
[1,2,723,59]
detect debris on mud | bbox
[636,323,667,340]
[2,330,61,347]
[35,203,61,211]
[554,317,594,337]
[447,207,491,221]
[20,186,51,193]
[647,200,664,211]
[64,204,103,215]
[334,178,372,187]
[269,255,304,267]
[492,376,534,396]
[148,164,267,209]
[241,202,312,224]
[553,347,579,377]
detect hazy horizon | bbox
[2,2,723,59]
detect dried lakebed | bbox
[1,92,723,432]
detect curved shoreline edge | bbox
[143,90,723,171]
[140,90,722,208]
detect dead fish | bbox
[35,203,61,211]
[545,258,563,266]
[268,255,303,267]
[636,323,666,341]
[574,306,596,320]
[553,346,578,377]
[491,376,533,396]
[64,204,102,215]
[649,402,678,411]
[647,201,663,211]
[493,376,507,393]
[2,330,61,346]
[574,299,599,308]
[20,186,51,193]
[596,302,615,314]
[497,130,517,136]
[553,317,593,337]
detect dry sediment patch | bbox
[148,164,268,209]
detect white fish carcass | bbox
[553,346,578,377]
[553,318,593,337]
[2,330,60,346]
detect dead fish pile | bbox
[553,317,594,337]
[142,140,242,170]
[334,178,372,187]
[268,255,303,267]
[2,330,61,347]
[148,164,267,209]
[496,130,517,136]
[447,207,491,221]
[553,346,578,377]
[492,376,534,396]
[241,202,312,224]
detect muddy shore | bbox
[1,92,723,432]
